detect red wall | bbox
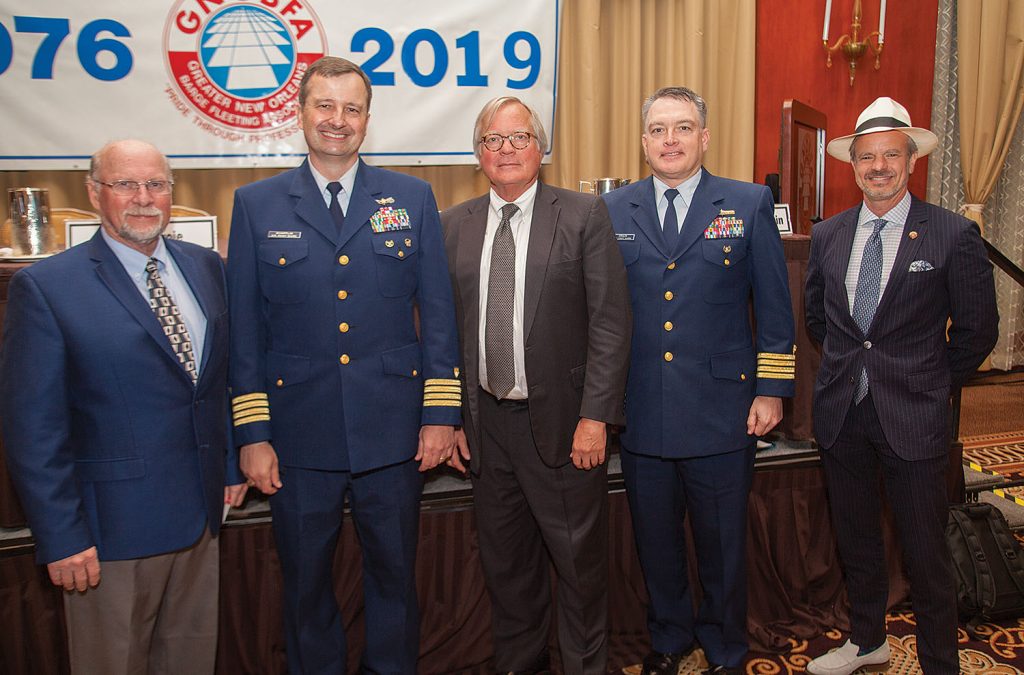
[755,0,939,220]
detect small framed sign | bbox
[66,216,218,249]
[774,204,793,235]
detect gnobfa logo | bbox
[164,0,326,134]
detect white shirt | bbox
[653,171,702,232]
[308,160,358,216]
[845,191,912,310]
[101,229,207,370]
[478,181,538,399]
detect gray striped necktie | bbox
[850,218,887,403]
[485,203,520,399]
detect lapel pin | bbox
[385,239,395,247]
[909,231,918,239]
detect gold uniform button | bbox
[412,369,418,377]
[278,257,286,266]
[397,250,405,258]
[339,354,350,365]
[664,291,674,301]
[664,352,674,362]
[664,321,673,331]
[667,262,676,270]
[338,255,349,265]
[275,378,284,387]
[740,373,747,381]
[337,290,348,300]
[339,322,349,333]
[724,258,731,266]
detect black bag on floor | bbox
[946,501,1024,637]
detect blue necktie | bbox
[327,181,345,234]
[662,188,680,251]
[851,218,887,403]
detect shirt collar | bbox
[308,159,359,200]
[489,180,539,219]
[858,191,912,228]
[653,169,702,208]
[101,227,169,277]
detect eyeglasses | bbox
[93,179,174,196]
[479,132,534,152]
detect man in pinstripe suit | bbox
[804,97,998,675]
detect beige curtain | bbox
[0,0,755,253]
[956,0,1024,229]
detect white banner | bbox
[0,0,561,169]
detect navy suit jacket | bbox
[227,159,461,473]
[0,233,239,564]
[441,183,631,469]
[805,195,999,459]
[602,170,795,458]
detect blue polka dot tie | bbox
[850,219,887,403]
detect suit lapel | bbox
[89,233,189,377]
[338,159,382,250]
[675,168,721,259]
[456,195,489,365]
[629,177,670,259]
[874,196,928,323]
[290,160,339,246]
[524,183,557,341]
[832,207,860,322]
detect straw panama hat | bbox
[826,96,939,160]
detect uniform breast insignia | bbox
[370,206,412,233]
[375,196,396,205]
[268,230,302,239]
[705,216,744,239]
[615,233,636,241]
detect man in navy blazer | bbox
[602,87,795,675]
[804,98,998,675]
[1,139,246,674]
[227,57,461,673]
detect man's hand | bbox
[416,425,456,472]
[746,396,783,437]
[240,441,282,495]
[446,428,471,474]
[571,417,607,470]
[224,483,248,507]
[47,546,100,592]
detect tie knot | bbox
[872,218,887,234]
[327,181,343,198]
[500,203,519,223]
[664,188,679,204]
[146,258,159,274]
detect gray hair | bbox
[88,139,172,183]
[849,132,919,162]
[641,86,708,130]
[472,96,549,160]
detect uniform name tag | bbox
[615,233,636,241]
[268,230,302,239]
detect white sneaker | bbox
[806,639,890,675]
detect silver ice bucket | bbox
[7,188,56,256]
[578,178,631,195]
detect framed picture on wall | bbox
[780,100,825,235]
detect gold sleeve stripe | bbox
[232,400,269,413]
[424,400,462,407]
[758,372,795,380]
[232,392,269,405]
[425,385,462,394]
[425,378,461,386]
[424,393,462,401]
[233,413,271,426]
[757,352,796,361]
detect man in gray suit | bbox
[804,97,998,675]
[441,96,631,675]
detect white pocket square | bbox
[909,260,934,272]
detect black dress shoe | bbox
[702,665,743,675]
[640,649,685,675]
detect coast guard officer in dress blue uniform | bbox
[226,57,462,674]
[602,87,795,675]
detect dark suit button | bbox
[863,340,872,349]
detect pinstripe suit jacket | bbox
[805,195,998,459]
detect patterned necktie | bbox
[327,181,345,233]
[146,258,198,383]
[485,203,520,399]
[663,188,680,251]
[850,218,887,403]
